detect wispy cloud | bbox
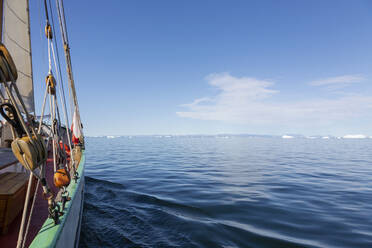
[309,74,364,86]
[176,73,372,126]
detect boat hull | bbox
[55,175,84,248]
[29,151,85,248]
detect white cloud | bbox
[309,75,364,86]
[180,97,212,108]
[176,73,372,126]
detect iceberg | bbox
[282,135,294,139]
[343,134,367,139]
[107,135,119,139]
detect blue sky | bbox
[29,0,372,136]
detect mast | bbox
[55,0,83,144]
[64,41,80,115]
[26,0,35,115]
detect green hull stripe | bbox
[29,151,85,248]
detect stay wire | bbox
[43,0,50,23]
[49,0,72,137]
[49,0,70,127]
[50,35,74,162]
[55,0,80,118]
[49,0,75,169]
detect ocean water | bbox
[79,136,372,248]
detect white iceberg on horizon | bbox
[282,135,294,139]
[343,134,367,139]
[107,135,119,139]
[322,136,330,139]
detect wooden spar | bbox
[57,0,81,119]
[63,43,80,115]
[26,0,36,114]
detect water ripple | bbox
[80,137,372,248]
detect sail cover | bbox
[2,0,34,113]
[71,107,82,144]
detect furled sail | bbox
[1,0,34,113]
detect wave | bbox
[86,176,126,189]
[81,176,325,248]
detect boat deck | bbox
[0,157,57,248]
[0,148,18,170]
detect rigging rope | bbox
[55,0,81,123]
[0,43,52,248]
[48,0,73,154]
[37,86,50,134]
[37,0,47,73]
[15,1,67,246]
[43,0,72,174]
[49,11,76,176]
[50,39,75,165]
[43,0,50,23]
[21,177,40,248]
[16,174,33,248]
[15,0,83,244]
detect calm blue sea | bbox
[79,136,372,248]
